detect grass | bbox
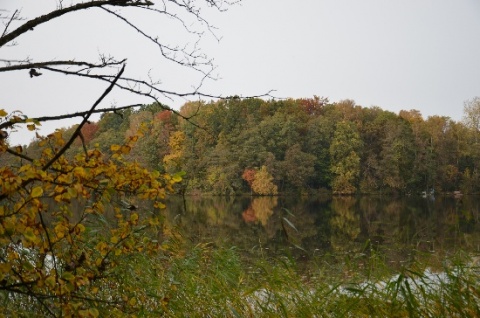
[142,236,480,318]
[3,233,478,317]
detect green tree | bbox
[329,121,362,194]
[282,143,316,190]
[378,118,415,192]
[304,114,335,189]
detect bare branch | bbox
[1,10,19,39]
[0,59,126,73]
[101,7,213,75]
[0,0,153,48]
[40,65,274,101]
[0,104,143,131]
[42,64,126,171]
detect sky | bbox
[1,0,480,145]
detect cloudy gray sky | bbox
[1,0,480,145]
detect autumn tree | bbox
[463,97,480,142]
[282,143,316,190]
[242,168,256,194]
[163,131,186,173]
[0,0,245,316]
[329,121,362,194]
[463,97,480,183]
[251,166,278,196]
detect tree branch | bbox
[42,64,125,171]
[0,104,143,131]
[0,65,126,201]
[101,7,213,74]
[1,10,19,39]
[40,65,275,103]
[0,59,126,73]
[0,1,153,48]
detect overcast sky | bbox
[1,0,480,145]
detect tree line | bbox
[10,96,480,195]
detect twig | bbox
[42,64,125,171]
[0,1,153,47]
[1,10,18,39]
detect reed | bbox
[146,239,480,317]
[4,236,477,317]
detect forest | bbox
[7,96,480,196]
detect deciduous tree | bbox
[251,166,278,196]
[0,0,246,315]
[329,121,362,194]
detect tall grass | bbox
[5,233,477,317]
[138,236,480,318]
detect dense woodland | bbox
[7,97,480,195]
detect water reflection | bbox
[330,197,360,252]
[242,197,277,226]
[165,195,480,267]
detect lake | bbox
[163,194,480,273]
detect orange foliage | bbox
[155,110,172,122]
[242,168,256,187]
[81,122,99,144]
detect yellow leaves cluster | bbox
[0,126,184,315]
[0,167,23,195]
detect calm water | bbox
[164,195,480,270]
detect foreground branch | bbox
[0,1,153,48]
[42,64,125,171]
[0,104,143,131]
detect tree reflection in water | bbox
[165,195,480,271]
[242,197,277,226]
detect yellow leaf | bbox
[45,275,56,288]
[149,217,160,226]
[130,135,139,142]
[54,185,65,194]
[24,227,39,243]
[3,216,16,235]
[73,167,86,179]
[62,271,75,281]
[74,224,85,235]
[171,174,183,183]
[0,109,7,117]
[110,144,121,152]
[110,236,119,244]
[67,187,77,198]
[27,124,36,131]
[154,201,166,209]
[96,242,108,256]
[0,263,12,280]
[55,224,67,239]
[128,297,137,306]
[130,213,139,223]
[31,186,43,198]
[88,308,99,318]
[121,145,131,154]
